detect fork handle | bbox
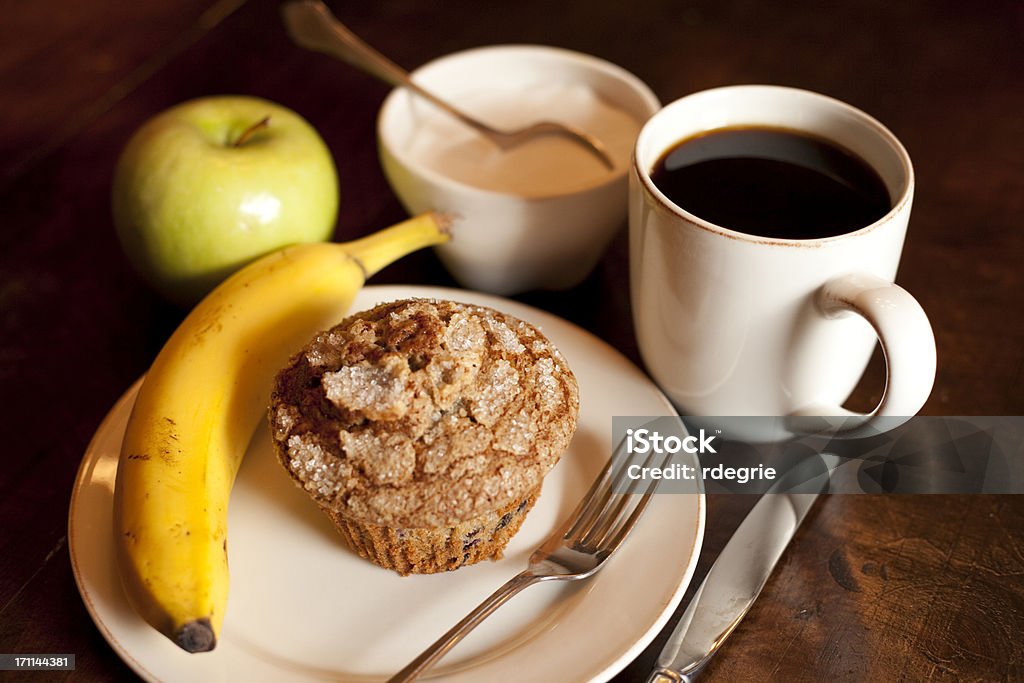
[388,570,542,682]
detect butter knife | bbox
[646,456,832,682]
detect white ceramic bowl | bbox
[378,45,660,295]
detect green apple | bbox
[112,95,339,306]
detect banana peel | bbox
[114,212,451,652]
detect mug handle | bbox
[791,273,936,436]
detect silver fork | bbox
[281,0,615,169]
[388,437,669,682]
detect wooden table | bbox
[2,0,1021,680]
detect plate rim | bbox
[68,375,157,682]
[68,284,705,682]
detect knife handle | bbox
[647,667,699,682]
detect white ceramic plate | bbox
[69,285,704,682]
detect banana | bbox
[114,212,450,652]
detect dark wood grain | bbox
[0,0,1021,680]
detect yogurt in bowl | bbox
[378,45,660,295]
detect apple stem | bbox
[232,116,271,147]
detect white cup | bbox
[630,86,936,432]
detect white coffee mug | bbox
[630,86,936,431]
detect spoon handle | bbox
[282,1,504,138]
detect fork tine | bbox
[576,440,666,547]
[596,448,675,553]
[559,438,622,541]
[562,434,642,541]
[575,491,629,548]
[598,484,656,556]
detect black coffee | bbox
[650,126,892,239]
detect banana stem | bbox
[345,212,452,277]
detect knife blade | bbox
[646,455,833,682]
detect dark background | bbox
[1,0,1022,680]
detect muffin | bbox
[268,298,579,575]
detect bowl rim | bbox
[377,43,661,201]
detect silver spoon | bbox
[281,0,615,170]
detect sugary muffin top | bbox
[269,298,579,528]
